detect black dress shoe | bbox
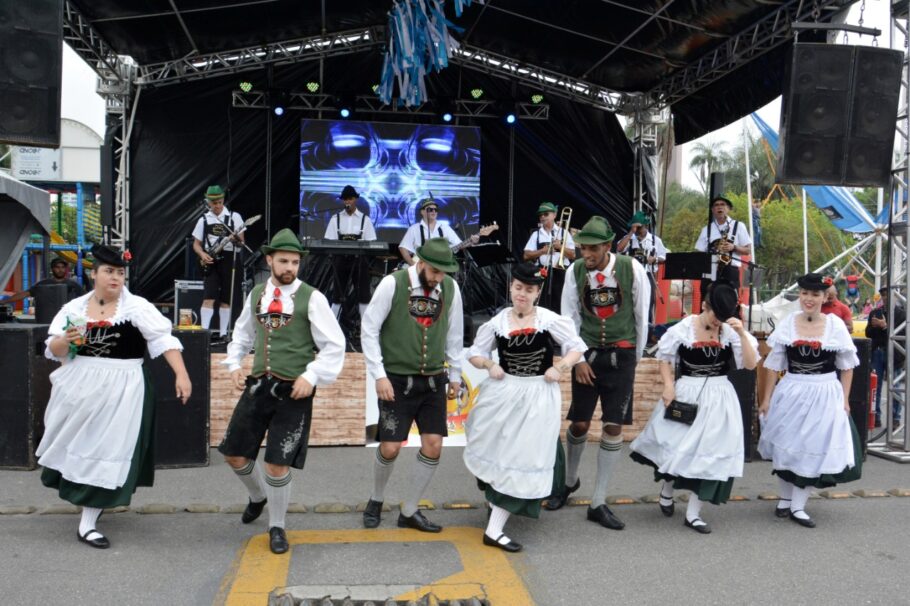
[684,518,712,534]
[483,533,523,553]
[397,510,442,533]
[659,499,675,517]
[363,499,383,529]
[542,479,580,511]
[242,498,267,524]
[269,526,289,554]
[77,529,110,549]
[586,504,625,530]
[789,511,816,528]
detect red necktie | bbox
[595,272,606,285]
[594,273,609,318]
[417,288,433,327]
[267,287,282,314]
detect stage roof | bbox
[67,0,855,140]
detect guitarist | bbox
[399,198,477,266]
[323,185,378,319]
[192,185,245,339]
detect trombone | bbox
[547,206,572,268]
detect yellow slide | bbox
[49,230,93,269]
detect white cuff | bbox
[147,335,183,359]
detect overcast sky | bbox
[62,1,893,189]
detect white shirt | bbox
[399,220,462,253]
[560,254,651,361]
[524,226,576,269]
[323,209,377,241]
[695,218,753,278]
[469,306,587,360]
[361,264,464,382]
[620,231,668,274]
[192,208,244,252]
[224,278,346,387]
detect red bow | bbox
[692,340,722,348]
[267,287,283,315]
[122,250,132,262]
[822,276,833,286]
[537,267,548,279]
[595,272,605,284]
[792,339,822,349]
[508,327,536,337]
[86,320,111,329]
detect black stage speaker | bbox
[0,0,63,147]
[729,368,757,461]
[149,329,210,468]
[31,282,67,324]
[778,43,902,187]
[0,325,54,469]
[709,172,725,201]
[849,337,871,456]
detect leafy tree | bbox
[722,132,777,201]
[688,140,732,195]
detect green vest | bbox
[379,269,453,376]
[250,281,317,380]
[572,255,637,349]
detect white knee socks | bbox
[790,486,812,519]
[232,459,266,503]
[777,477,794,511]
[79,506,103,539]
[686,495,705,525]
[485,503,511,542]
[201,307,214,329]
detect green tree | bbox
[688,140,732,195]
[723,132,777,201]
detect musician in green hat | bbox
[523,201,576,310]
[542,216,650,533]
[617,210,668,323]
[191,184,245,339]
[360,237,464,534]
[220,228,346,554]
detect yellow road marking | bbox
[219,527,534,606]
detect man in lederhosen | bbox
[220,229,346,554]
[360,237,464,532]
[544,217,650,531]
[523,202,576,311]
[192,185,244,338]
[323,185,378,319]
[398,198,466,266]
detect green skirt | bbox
[630,451,735,505]
[773,417,863,489]
[41,369,156,508]
[478,439,566,519]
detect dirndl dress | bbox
[630,315,758,504]
[36,289,183,507]
[463,307,586,518]
[757,312,862,488]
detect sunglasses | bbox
[425,207,439,212]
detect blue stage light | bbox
[442,112,453,122]
[274,106,285,116]
[340,108,351,118]
[505,113,516,125]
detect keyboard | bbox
[302,239,395,257]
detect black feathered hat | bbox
[90,244,131,267]
[796,273,830,291]
[511,262,546,286]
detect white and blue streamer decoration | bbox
[380,0,482,107]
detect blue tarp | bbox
[750,113,879,234]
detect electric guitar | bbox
[200,214,261,270]
[452,222,499,253]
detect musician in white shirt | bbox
[399,198,474,265]
[191,185,244,337]
[617,211,667,324]
[523,202,576,311]
[694,196,752,298]
[323,185,378,318]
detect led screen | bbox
[299,119,481,242]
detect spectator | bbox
[866,287,905,429]
[862,298,873,316]
[843,271,864,313]
[821,283,854,334]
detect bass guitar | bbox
[200,214,261,270]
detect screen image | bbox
[299,119,481,241]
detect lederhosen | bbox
[567,257,637,425]
[218,283,317,469]
[202,212,239,304]
[535,227,568,312]
[330,212,372,305]
[701,220,741,299]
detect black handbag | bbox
[663,377,708,426]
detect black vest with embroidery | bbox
[77,321,146,360]
[785,344,837,374]
[677,342,733,377]
[495,330,554,377]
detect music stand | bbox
[462,243,517,315]
[663,253,711,316]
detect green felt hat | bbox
[418,198,439,211]
[416,237,459,273]
[261,228,307,256]
[536,202,558,215]
[573,216,615,245]
[626,211,650,229]
[205,185,226,199]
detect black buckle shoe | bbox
[242,498,267,524]
[77,528,110,549]
[542,479,580,511]
[789,511,816,528]
[269,526,289,554]
[397,510,442,533]
[775,499,791,519]
[586,504,625,530]
[483,533,523,553]
[684,518,712,534]
[659,498,675,517]
[363,499,383,529]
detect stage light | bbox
[306,81,319,93]
[470,88,483,99]
[340,108,351,118]
[442,112,453,122]
[531,94,544,104]
[505,113,516,125]
[337,93,356,119]
[371,84,380,94]
[239,81,253,93]
[274,106,285,116]
[269,89,289,117]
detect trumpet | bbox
[553,206,573,268]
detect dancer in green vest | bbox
[360,237,464,533]
[543,216,650,531]
[220,229,346,554]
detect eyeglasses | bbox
[425,208,439,213]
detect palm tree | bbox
[689,140,731,195]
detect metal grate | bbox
[269,594,489,606]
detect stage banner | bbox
[365,346,491,447]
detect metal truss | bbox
[869,6,910,462]
[450,45,641,114]
[231,92,550,120]
[628,108,668,215]
[646,0,848,109]
[136,28,381,87]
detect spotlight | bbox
[505,113,516,125]
[371,84,380,94]
[340,108,351,118]
[442,112,453,122]
[274,106,285,116]
[337,93,356,119]
[497,99,518,126]
[436,97,456,124]
[269,89,289,117]
[239,81,253,93]
[470,88,484,99]
[531,94,544,104]
[306,81,319,93]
